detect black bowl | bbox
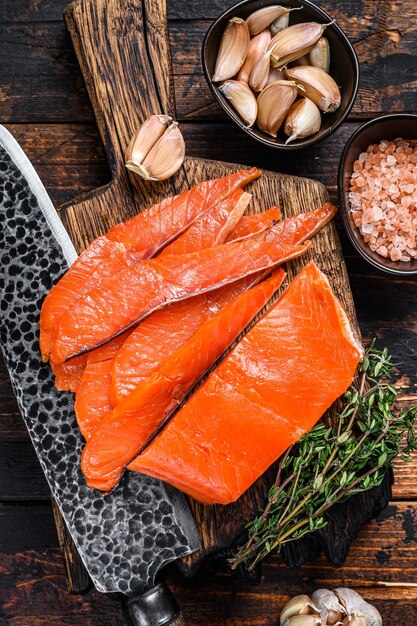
[338,114,417,276]
[202,0,359,150]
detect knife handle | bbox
[123,583,185,626]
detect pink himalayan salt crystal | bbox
[349,138,417,263]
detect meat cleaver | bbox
[0,124,200,626]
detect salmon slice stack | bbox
[75,190,252,437]
[81,269,287,491]
[39,167,260,363]
[130,262,363,505]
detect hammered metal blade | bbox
[0,126,200,594]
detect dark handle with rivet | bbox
[123,583,186,626]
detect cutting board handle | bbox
[63,0,178,251]
[123,583,185,626]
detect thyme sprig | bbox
[231,341,417,570]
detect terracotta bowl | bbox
[338,114,417,276]
[202,0,359,150]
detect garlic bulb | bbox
[268,22,327,68]
[335,588,382,626]
[212,17,250,82]
[284,97,322,143]
[309,37,330,73]
[256,80,298,137]
[237,29,271,83]
[286,65,341,112]
[125,115,185,181]
[219,80,257,127]
[311,589,345,625]
[280,595,319,625]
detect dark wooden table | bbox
[1,1,416,624]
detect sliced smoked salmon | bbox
[51,203,334,364]
[130,262,363,505]
[226,206,281,241]
[40,167,260,361]
[74,191,252,435]
[81,269,286,491]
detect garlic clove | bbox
[280,595,320,625]
[268,22,328,68]
[212,17,250,82]
[129,122,185,181]
[219,80,257,127]
[249,48,274,92]
[246,5,295,36]
[237,29,271,83]
[270,11,289,36]
[289,54,312,67]
[286,65,341,112]
[309,37,330,72]
[283,616,321,626]
[256,80,298,137]
[284,97,321,143]
[125,115,171,166]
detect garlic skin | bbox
[219,80,257,127]
[311,589,345,626]
[280,595,319,625]
[126,120,185,181]
[268,22,327,68]
[246,5,290,36]
[125,115,171,166]
[270,12,290,36]
[212,17,250,82]
[283,616,321,626]
[249,48,274,92]
[256,80,298,137]
[237,29,271,83]
[335,588,382,626]
[284,97,322,143]
[309,37,330,72]
[286,65,341,112]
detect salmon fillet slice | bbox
[130,262,363,505]
[81,269,286,491]
[40,167,260,361]
[226,206,281,241]
[51,212,333,365]
[74,191,253,434]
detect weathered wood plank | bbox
[0,503,417,624]
[1,2,417,121]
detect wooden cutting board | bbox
[54,0,391,592]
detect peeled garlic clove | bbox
[309,37,330,72]
[246,5,293,36]
[130,122,185,181]
[269,22,328,68]
[311,589,346,626]
[256,80,298,137]
[212,17,250,82]
[280,595,319,625]
[237,29,271,83]
[284,97,321,143]
[266,66,286,86]
[125,114,171,166]
[219,80,257,127]
[249,48,274,92]
[283,616,321,626]
[286,65,341,112]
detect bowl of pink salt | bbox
[338,114,417,275]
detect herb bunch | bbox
[231,341,417,570]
